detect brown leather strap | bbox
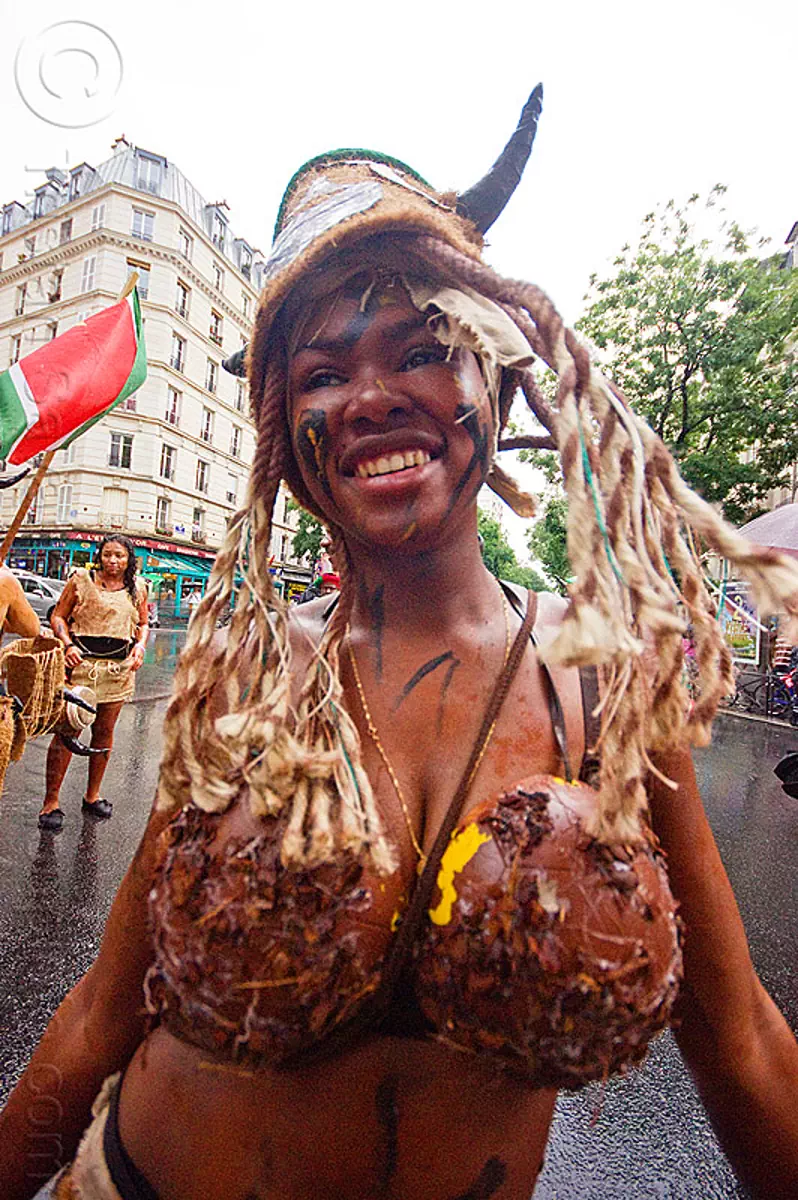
[376,586,538,1002]
[286,587,538,1066]
[578,664,601,783]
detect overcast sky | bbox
[1,0,795,558]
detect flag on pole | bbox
[0,290,146,466]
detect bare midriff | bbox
[120,1024,558,1200]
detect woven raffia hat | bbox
[226,86,543,386]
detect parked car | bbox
[10,571,68,626]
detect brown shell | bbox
[414,776,684,1088]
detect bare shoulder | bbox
[0,566,21,595]
[501,581,568,628]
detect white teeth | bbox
[354,449,432,478]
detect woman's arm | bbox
[0,569,40,638]
[128,584,150,671]
[0,801,173,1200]
[48,578,83,670]
[648,747,798,1198]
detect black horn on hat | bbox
[222,347,248,377]
[0,467,30,490]
[456,83,543,234]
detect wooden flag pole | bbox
[0,272,140,565]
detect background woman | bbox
[2,92,798,1199]
[37,535,149,831]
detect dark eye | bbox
[304,368,345,391]
[400,344,447,371]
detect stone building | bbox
[0,138,310,611]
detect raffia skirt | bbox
[70,659,135,705]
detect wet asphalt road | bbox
[1,649,796,1199]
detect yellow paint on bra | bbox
[428,822,491,927]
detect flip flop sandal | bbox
[82,797,113,819]
[38,808,65,831]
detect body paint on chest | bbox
[392,650,459,711]
[297,409,334,503]
[358,579,386,679]
[450,1157,507,1200]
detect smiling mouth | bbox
[353,449,432,479]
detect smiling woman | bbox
[4,89,798,1200]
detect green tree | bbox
[287,500,325,564]
[577,187,798,524]
[526,495,570,595]
[477,508,547,591]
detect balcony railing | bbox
[209,330,223,346]
[97,512,126,529]
[155,523,174,537]
[191,529,205,543]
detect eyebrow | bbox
[295,314,429,356]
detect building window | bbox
[48,269,63,303]
[242,293,250,319]
[60,442,76,465]
[160,444,176,481]
[196,460,209,493]
[212,213,226,248]
[239,247,252,279]
[14,284,26,316]
[131,208,155,241]
[226,473,238,505]
[170,333,185,372]
[230,425,242,458]
[81,256,97,292]
[91,203,105,231]
[47,322,58,341]
[175,280,190,318]
[209,311,223,345]
[24,236,36,259]
[127,260,149,300]
[109,432,133,469]
[10,334,22,365]
[156,497,171,531]
[235,380,245,412]
[192,507,205,541]
[122,391,137,412]
[212,262,224,291]
[178,228,192,260]
[205,359,218,395]
[57,483,72,523]
[201,407,214,443]
[136,154,162,195]
[59,219,72,244]
[165,386,180,426]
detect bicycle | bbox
[752,667,798,724]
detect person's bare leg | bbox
[84,701,124,804]
[40,736,73,816]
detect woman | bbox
[37,535,149,831]
[3,92,798,1199]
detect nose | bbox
[342,373,411,430]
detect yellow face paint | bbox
[428,822,491,926]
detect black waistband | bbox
[72,635,133,660]
[103,1076,160,1200]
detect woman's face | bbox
[100,541,129,575]
[287,279,494,549]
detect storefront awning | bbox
[142,550,213,578]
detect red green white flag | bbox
[0,290,146,465]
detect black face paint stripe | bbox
[447,401,490,516]
[375,1075,400,1190]
[297,409,334,502]
[369,584,385,680]
[392,651,455,711]
[449,1157,507,1200]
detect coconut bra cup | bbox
[145,775,682,1087]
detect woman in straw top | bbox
[3,88,798,1200]
[37,535,149,831]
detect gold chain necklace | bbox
[346,587,511,868]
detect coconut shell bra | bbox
[146,591,683,1090]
